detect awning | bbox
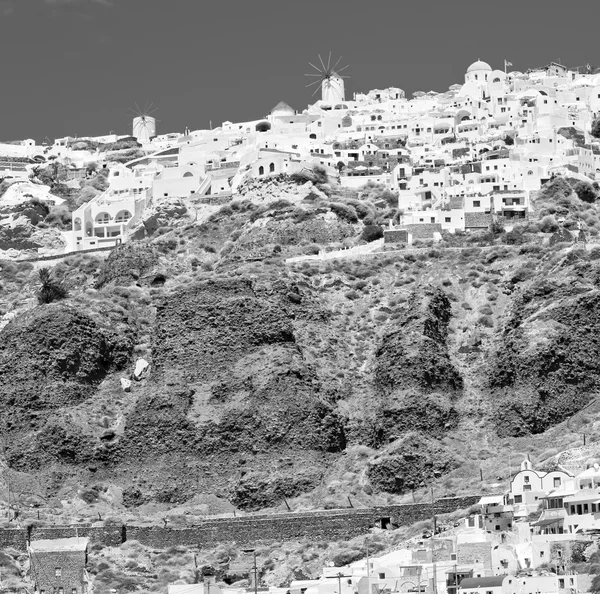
[532,517,564,527]
[478,495,504,505]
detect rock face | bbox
[367,288,461,445]
[0,304,132,418]
[489,274,600,436]
[0,304,132,468]
[366,433,458,494]
[117,277,346,508]
[94,243,159,288]
[134,198,189,236]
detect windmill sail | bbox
[304,53,349,103]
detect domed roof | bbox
[270,101,295,115]
[467,59,492,73]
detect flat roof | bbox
[29,537,89,552]
[459,576,506,589]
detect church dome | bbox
[467,60,492,73]
[270,101,295,116]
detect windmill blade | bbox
[304,73,325,78]
[308,61,322,73]
[332,55,343,72]
[318,54,327,72]
[327,51,332,73]
[306,79,322,88]
[335,64,350,74]
[311,84,322,97]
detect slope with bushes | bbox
[2,174,600,522]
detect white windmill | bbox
[130,102,158,144]
[305,52,349,104]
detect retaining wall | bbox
[0,496,479,552]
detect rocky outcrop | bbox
[375,288,462,395]
[115,277,345,507]
[365,288,461,446]
[227,468,324,511]
[94,243,160,288]
[135,198,189,236]
[0,304,132,423]
[489,274,600,436]
[366,433,458,494]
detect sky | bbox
[0,0,598,142]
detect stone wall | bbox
[457,541,492,570]
[30,548,87,594]
[0,528,27,551]
[464,212,492,229]
[0,496,479,552]
[404,223,441,239]
[384,229,408,244]
[30,524,124,548]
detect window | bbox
[514,495,523,503]
[445,217,451,223]
[269,163,275,173]
[55,568,62,578]
[559,579,565,589]
[473,200,481,207]
[379,574,386,579]
[115,210,132,224]
[554,477,561,487]
[259,166,264,176]
[523,485,532,491]
[524,476,530,483]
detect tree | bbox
[574,180,597,203]
[592,119,600,139]
[504,135,515,146]
[37,268,68,305]
[489,220,505,235]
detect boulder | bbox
[120,378,132,392]
[133,358,149,381]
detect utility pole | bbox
[366,539,371,594]
[243,549,258,594]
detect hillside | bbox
[2,173,600,524]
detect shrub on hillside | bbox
[360,224,383,242]
[329,202,358,223]
[45,205,72,229]
[539,215,559,233]
[574,181,597,204]
[538,177,573,202]
[290,164,329,185]
[82,173,109,192]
